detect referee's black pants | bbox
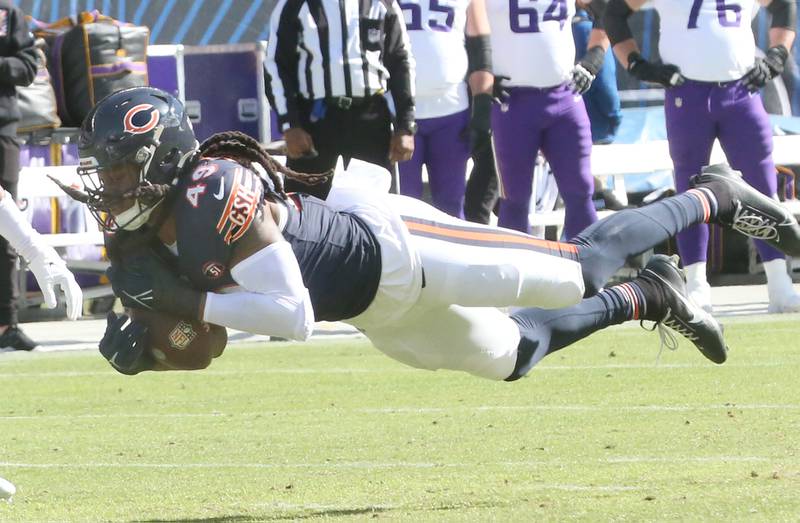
[285,96,392,200]
[0,135,20,326]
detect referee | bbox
[265,0,416,199]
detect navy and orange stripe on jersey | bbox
[401,216,580,261]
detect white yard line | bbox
[0,456,780,470]
[0,360,797,379]
[0,403,797,421]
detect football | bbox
[128,308,228,370]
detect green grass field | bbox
[1,317,799,522]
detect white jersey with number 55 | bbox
[399,0,471,118]
[487,0,577,88]
[653,0,758,82]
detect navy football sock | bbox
[569,190,714,296]
[506,282,647,381]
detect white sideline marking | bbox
[0,403,797,421]
[0,360,797,379]
[0,456,778,470]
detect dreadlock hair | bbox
[181,131,331,198]
[107,131,331,261]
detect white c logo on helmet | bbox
[123,104,160,135]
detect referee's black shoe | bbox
[691,163,800,257]
[0,325,38,351]
[636,255,728,364]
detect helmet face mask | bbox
[78,156,161,231]
[77,87,198,232]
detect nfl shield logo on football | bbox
[169,321,198,350]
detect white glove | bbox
[570,64,595,95]
[28,248,83,321]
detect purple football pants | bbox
[398,109,470,218]
[665,79,783,264]
[492,84,597,238]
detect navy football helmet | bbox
[75,87,198,231]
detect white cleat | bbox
[768,290,800,314]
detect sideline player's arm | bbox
[465,0,495,154]
[742,0,796,91]
[760,0,795,50]
[199,201,315,341]
[603,0,648,68]
[605,0,684,87]
[466,0,493,96]
[571,1,610,94]
[579,0,611,52]
[0,187,82,320]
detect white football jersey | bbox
[652,0,757,82]
[487,0,577,88]
[400,0,471,118]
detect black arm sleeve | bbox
[0,6,37,87]
[584,0,609,30]
[766,0,797,31]
[383,0,415,132]
[466,35,492,74]
[603,0,635,46]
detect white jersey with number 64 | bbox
[487,0,577,88]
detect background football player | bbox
[605,0,800,313]
[486,0,609,238]
[397,0,493,219]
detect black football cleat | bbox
[0,325,38,351]
[690,163,800,257]
[637,254,728,364]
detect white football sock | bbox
[684,261,713,313]
[764,258,800,313]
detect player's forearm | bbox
[205,241,315,340]
[587,29,610,52]
[466,0,492,97]
[612,39,640,69]
[769,27,795,53]
[203,290,314,341]
[0,188,47,262]
[468,70,493,96]
[604,0,642,67]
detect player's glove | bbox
[27,247,83,320]
[492,75,511,105]
[627,52,685,88]
[742,45,789,92]
[99,311,153,375]
[570,46,605,95]
[469,93,493,155]
[106,252,203,320]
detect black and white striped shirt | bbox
[265,0,415,133]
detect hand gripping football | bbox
[128,308,227,370]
